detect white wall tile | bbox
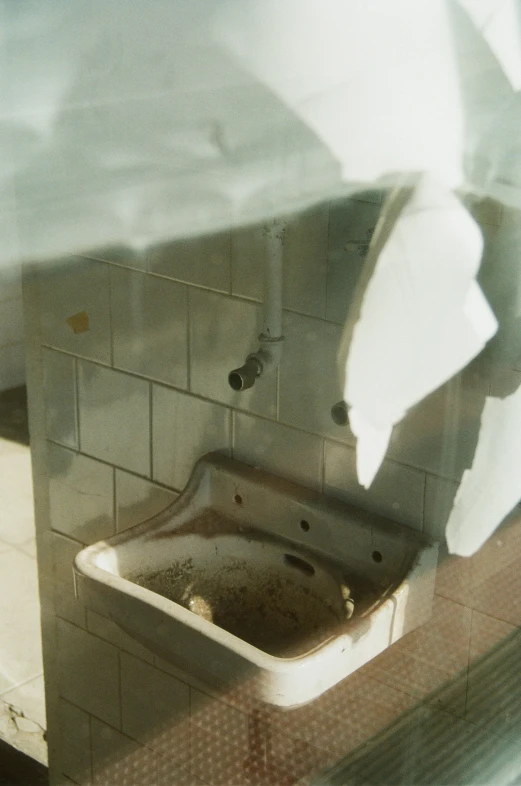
[48,443,114,544]
[0,267,22,303]
[52,532,87,628]
[152,385,230,490]
[490,364,521,397]
[91,717,158,786]
[87,610,155,664]
[78,361,150,476]
[233,412,323,490]
[189,288,277,418]
[148,229,231,293]
[59,699,91,785]
[231,223,264,301]
[43,348,78,449]
[284,203,329,318]
[324,440,425,530]
[82,245,147,270]
[120,653,190,763]
[0,297,24,347]
[388,367,489,482]
[0,343,25,391]
[111,267,188,388]
[115,469,177,533]
[57,618,120,727]
[39,257,111,363]
[424,474,458,542]
[231,205,329,319]
[278,311,352,443]
[326,197,381,324]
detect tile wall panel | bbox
[120,653,190,764]
[42,348,78,449]
[148,230,231,294]
[51,532,87,629]
[110,266,188,388]
[59,699,91,785]
[326,197,381,324]
[57,619,121,728]
[48,442,114,544]
[233,411,323,490]
[39,257,111,364]
[152,384,231,490]
[78,361,150,476]
[115,469,177,532]
[279,311,353,443]
[324,440,425,530]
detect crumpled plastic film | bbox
[339,175,498,488]
[0,0,519,265]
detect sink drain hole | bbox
[284,553,315,577]
[372,550,383,563]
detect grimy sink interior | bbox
[74,452,438,707]
[129,508,384,659]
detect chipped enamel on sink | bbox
[74,453,438,708]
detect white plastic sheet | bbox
[340,175,498,488]
[446,384,521,555]
[0,0,520,265]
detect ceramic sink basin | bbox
[74,453,438,708]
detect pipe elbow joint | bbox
[228,355,262,391]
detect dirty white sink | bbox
[74,453,438,708]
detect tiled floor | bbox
[0,432,47,765]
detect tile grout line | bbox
[149,381,154,481]
[107,264,115,368]
[185,285,191,393]
[230,408,235,459]
[117,650,123,731]
[74,357,81,454]
[320,438,326,493]
[275,365,280,421]
[422,472,428,533]
[88,712,94,785]
[46,438,182,496]
[112,466,117,535]
[463,609,474,718]
[324,198,333,322]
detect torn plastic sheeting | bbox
[446,384,521,556]
[457,0,521,91]
[216,0,464,189]
[340,175,498,489]
[1,1,521,267]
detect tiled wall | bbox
[23,192,521,785]
[0,263,25,391]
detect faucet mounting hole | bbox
[284,553,315,577]
[300,519,310,532]
[234,494,243,505]
[372,550,383,563]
